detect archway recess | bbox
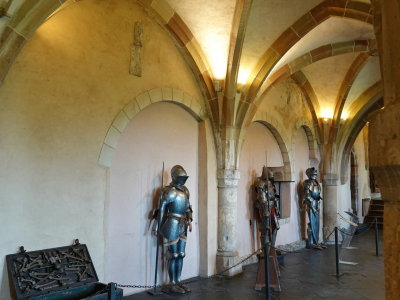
[105,101,201,295]
[98,88,206,168]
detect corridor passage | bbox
[126,229,384,300]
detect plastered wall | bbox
[237,122,284,256]
[293,127,312,241]
[237,122,312,256]
[0,0,205,298]
[0,0,374,298]
[337,127,371,228]
[106,103,200,295]
[258,79,313,132]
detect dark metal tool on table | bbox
[6,241,123,299]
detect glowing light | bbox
[238,69,251,85]
[203,36,228,80]
[341,110,349,120]
[209,52,227,79]
[320,107,334,119]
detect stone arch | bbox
[260,39,375,101]
[243,0,373,105]
[292,118,319,169]
[339,96,383,184]
[252,111,293,181]
[98,88,207,167]
[0,0,218,124]
[238,2,374,128]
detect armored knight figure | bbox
[155,165,193,294]
[302,167,324,249]
[254,166,280,247]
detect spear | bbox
[148,162,164,295]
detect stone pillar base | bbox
[216,251,242,276]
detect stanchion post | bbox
[335,226,340,277]
[264,240,271,300]
[375,217,379,256]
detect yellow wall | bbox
[0,0,204,297]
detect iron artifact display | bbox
[153,165,193,294]
[253,166,281,292]
[6,240,123,300]
[302,167,325,249]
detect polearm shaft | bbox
[152,162,164,294]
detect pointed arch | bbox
[330,52,371,142]
[222,0,253,127]
[339,94,383,183]
[245,0,373,102]
[235,0,373,128]
[292,118,319,167]
[260,39,375,100]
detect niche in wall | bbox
[104,102,200,295]
[294,126,314,240]
[237,121,284,256]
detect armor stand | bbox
[255,247,281,292]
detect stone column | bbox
[322,173,339,242]
[370,1,400,298]
[369,106,400,300]
[216,169,242,276]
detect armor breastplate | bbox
[310,182,321,200]
[267,182,275,201]
[159,185,190,243]
[165,187,189,216]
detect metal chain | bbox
[117,247,263,289]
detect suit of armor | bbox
[254,167,280,247]
[157,165,192,294]
[303,167,324,249]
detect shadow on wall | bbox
[147,186,162,231]
[247,169,258,253]
[148,182,171,280]
[297,176,307,240]
[146,171,171,284]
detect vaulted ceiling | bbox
[0,0,382,143]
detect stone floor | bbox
[125,229,384,300]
